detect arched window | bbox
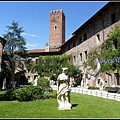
[54,25,57,29]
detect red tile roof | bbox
[27,48,60,53]
[27,49,45,53]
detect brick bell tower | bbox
[49,9,65,48]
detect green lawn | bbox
[0,91,120,118]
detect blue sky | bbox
[0,1,109,50]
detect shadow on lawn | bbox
[72,103,78,108]
[0,90,9,101]
[0,95,7,101]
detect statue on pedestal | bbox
[57,68,72,110]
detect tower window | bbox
[111,12,116,24]
[68,44,70,50]
[85,51,87,59]
[68,58,71,62]
[97,34,100,41]
[79,36,82,44]
[83,33,87,41]
[73,56,76,63]
[54,25,57,29]
[73,41,75,47]
[96,34,100,43]
[80,53,82,61]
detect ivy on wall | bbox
[84,26,120,74]
[31,54,82,80]
[31,54,72,77]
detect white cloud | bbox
[26,43,38,47]
[22,33,39,37]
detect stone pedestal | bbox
[58,102,72,110]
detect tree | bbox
[67,64,82,79]
[3,20,29,87]
[67,64,82,85]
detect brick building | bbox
[19,2,120,88]
[60,2,120,88]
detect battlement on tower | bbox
[50,9,63,14]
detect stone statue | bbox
[96,77,105,90]
[33,77,38,86]
[83,58,103,87]
[57,68,72,110]
[2,78,7,90]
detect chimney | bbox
[45,43,50,52]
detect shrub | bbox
[88,86,99,90]
[37,77,52,92]
[3,89,15,100]
[27,82,33,85]
[3,86,57,102]
[117,89,120,94]
[4,85,44,102]
[49,90,57,98]
[3,77,56,102]
[43,90,57,99]
[37,77,49,87]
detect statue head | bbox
[62,67,68,73]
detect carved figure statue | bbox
[95,58,101,73]
[57,68,72,110]
[83,58,103,87]
[96,77,105,90]
[33,77,38,86]
[2,78,7,89]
